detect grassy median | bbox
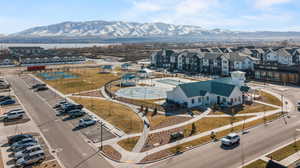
[243,159,267,168]
[267,140,300,161]
[71,97,143,134]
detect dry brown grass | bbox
[267,140,300,161]
[259,91,283,106]
[168,113,284,154]
[102,145,122,161]
[147,115,191,130]
[33,160,61,168]
[71,97,143,134]
[39,68,121,94]
[211,103,277,115]
[243,159,267,168]
[0,150,3,168]
[117,136,140,151]
[141,113,285,162]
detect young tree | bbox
[152,108,158,116]
[190,123,197,136]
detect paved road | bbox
[6,75,113,168]
[153,85,300,168]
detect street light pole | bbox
[100,121,103,151]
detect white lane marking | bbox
[10,76,67,168]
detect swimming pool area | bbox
[38,72,79,80]
[116,87,167,99]
[157,79,188,86]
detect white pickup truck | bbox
[221,133,240,146]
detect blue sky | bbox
[0,0,299,34]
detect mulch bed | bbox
[140,149,172,163]
[141,126,185,152]
[102,145,122,161]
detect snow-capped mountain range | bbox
[12,20,234,38]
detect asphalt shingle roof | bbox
[178,79,236,98]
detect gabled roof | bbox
[178,79,236,98]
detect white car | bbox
[14,145,43,159]
[16,150,45,167]
[2,110,25,120]
[221,133,240,146]
[78,118,96,127]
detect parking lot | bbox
[1,133,55,168]
[0,90,30,127]
[21,75,116,143]
[0,76,62,168]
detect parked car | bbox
[0,96,12,102]
[221,133,240,146]
[11,137,37,148]
[57,104,83,114]
[0,84,10,89]
[0,99,16,106]
[78,118,96,127]
[15,145,43,159]
[34,86,48,92]
[297,101,300,111]
[31,84,46,89]
[16,150,45,167]
[2,110,24,121]
[68,110,86,118]
[53,100,69,109]
[8,134,33,145]
[13,142,38,153]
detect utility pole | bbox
[100,121,103,151]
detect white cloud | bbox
[255,0,293,9]
[133,1,162,11]
[175,0,218,15]
[121,0,299,31]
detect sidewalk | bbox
[138,108,282,162]
[31,74,126,137]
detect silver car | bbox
[16,150,45,167]
[14,145,43,159]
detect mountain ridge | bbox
[11,20,235,38]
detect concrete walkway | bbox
[137,108,282,161]
[30,74,126,137]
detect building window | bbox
[207,96,209,101]
[198,97,201,103]
[191,99,195,104]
